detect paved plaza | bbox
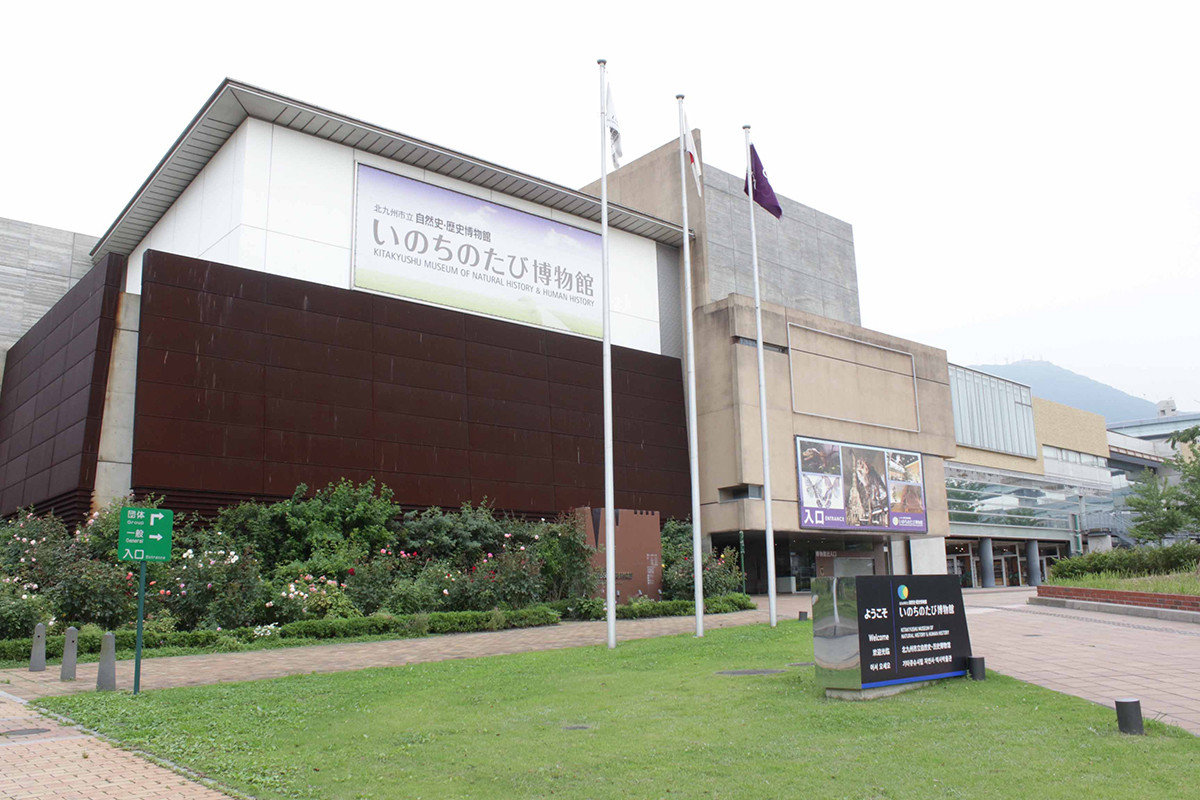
[963,587,1200,733]
[2,588,1197,798]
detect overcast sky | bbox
[3,2,1197,409]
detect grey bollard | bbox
[29,623,46,672]
[60,627,78,681]
[96,633,117,691]
[968,656,986,681]
[1115,698,1144,735]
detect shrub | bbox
[279,615,417,640]
[162,527,270,630]
[387,561,453,615]
[0,583,52,640]
[662,545,744,600]
[47,560,135,629]
[547,596,605,620]
[550,593,753,621]
[344,558,398,615]
[141,610,178,637]
[79,497,164,562]
[535,517,598,601]
[0,494,620,638]
[272,606,558,639]
[704,593,757,614]
[442,566,498,612]
[491,549,544,609]
[660,520,745,600]
[269,573,358,621]
[399,502,538,571]
[1049,542,1200,581]
[309,585,362,619]
[1,511,73,587]
[215,479,403,576]
[504,605,560,628]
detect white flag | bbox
[606,86,622,168]
[684,117,702,196]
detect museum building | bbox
[0,79,1117,588]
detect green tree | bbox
[1166,425,1199,446]
[1171,442,1200,530]
[1125,470,1187,543]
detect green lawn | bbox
[1048,570,1200,596]
[37,622,1198,800]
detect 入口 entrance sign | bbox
[119,508,173,562]
[812,575,972,692]
[353,164,602,338]
[797,436,928,533]
[117,507,174,694]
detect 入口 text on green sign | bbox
[118,507,173,562]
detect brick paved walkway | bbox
[0,607,770,701]
[2,588,1197,798]
[0,692,228,800]
[962,587,1200,734]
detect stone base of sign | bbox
[1028,596,1200,626]
[825,680,941,701]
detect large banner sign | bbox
[354,164,602,338]
[796,437,927,533]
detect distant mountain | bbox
[968,360,1157,424]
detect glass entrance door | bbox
[947,554,974,588]
[1003,554,1021,586]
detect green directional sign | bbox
[118,507,173,562]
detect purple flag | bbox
[743,144,783,219]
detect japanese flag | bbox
[606,86,622,169]
[684,117,702,196]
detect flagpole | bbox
[599,59,617,649]
[744,125,778,628]
[677,95,704,637]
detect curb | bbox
[1028,596,1200,625]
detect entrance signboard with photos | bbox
[796,437,928,533]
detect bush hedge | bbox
[0,607,562,662]
[0,628,223,662]
[2,488,598,637]
[3,482,747,650]
[0,594,761,663]
[547,593,755,621]
[1048,541,1200,581]
[659,520,746,599]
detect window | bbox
[948,365,1036,457]
[719,484,763,502]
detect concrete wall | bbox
[701,165,860,325]
[695,295,956,542]
[93,293,140,508]
[583,131,861,326]
[0,217,98,386]
[910,536,949,574]
[123,120,670,356]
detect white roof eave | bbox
[91,79,686,262]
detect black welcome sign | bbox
[854,575,972,688]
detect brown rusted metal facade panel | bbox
[133,251,690,519]
[0,255,125,524]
